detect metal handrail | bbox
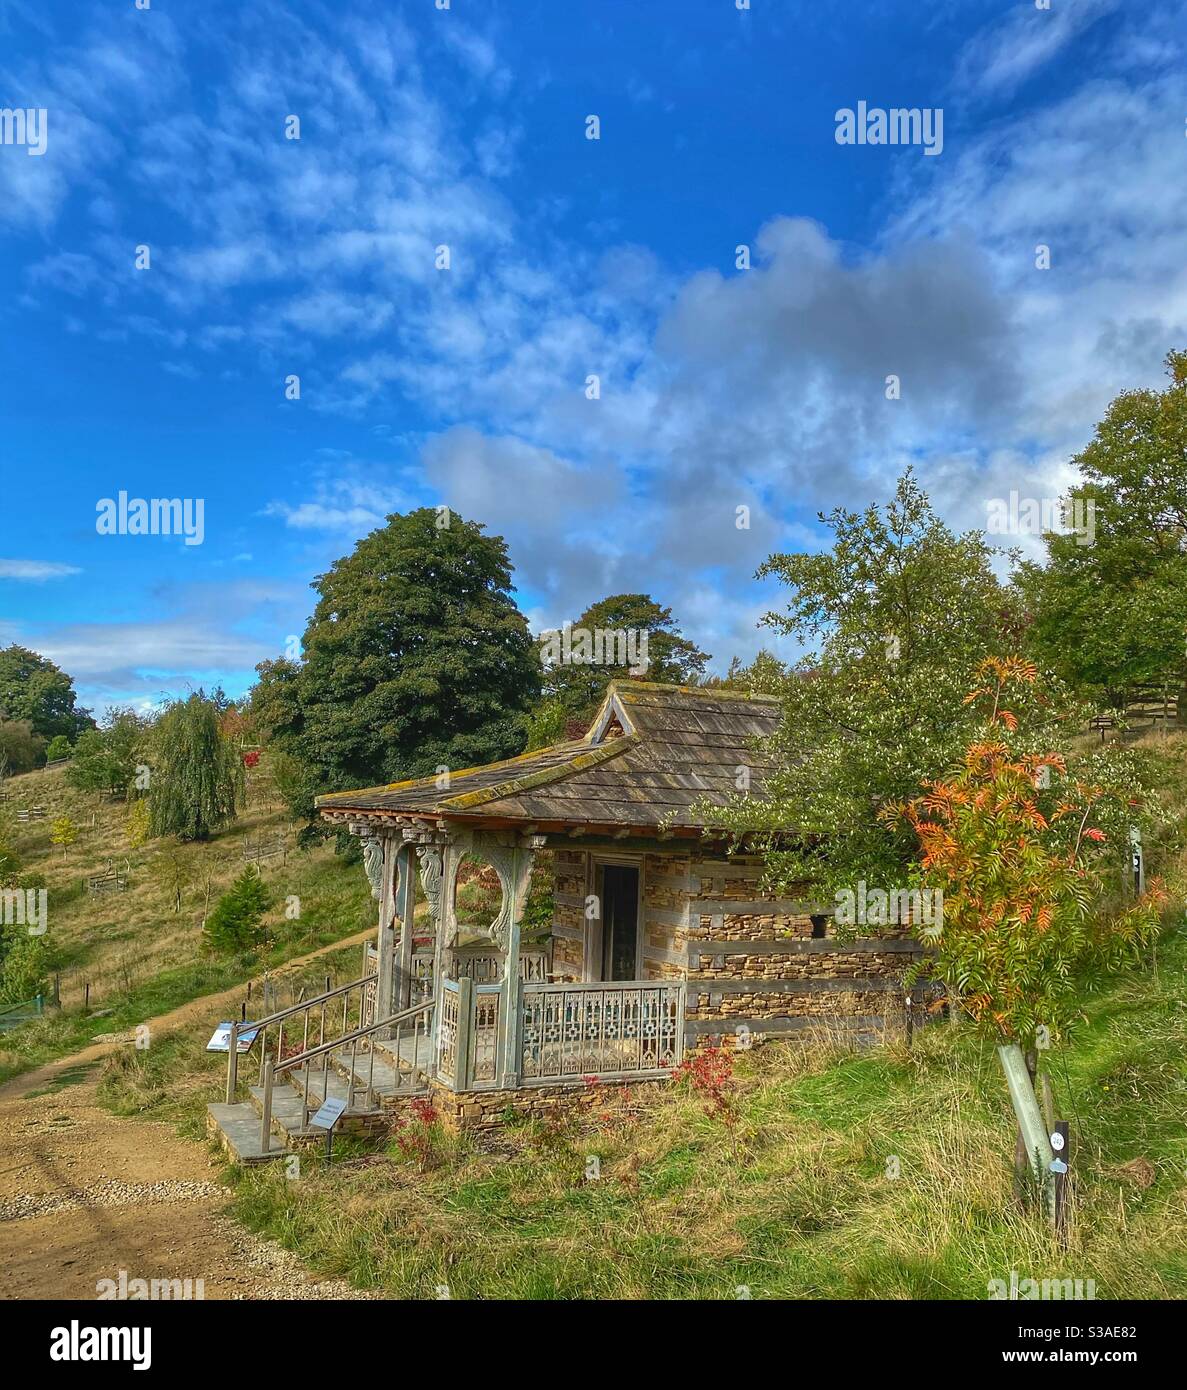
[0,995,42,1017]
[224,967,378,1104]
[241,970,375,1033]
[258,1000,434,1152]
[274,1000,432,1077]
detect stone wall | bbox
[684,851,920,1045]
[550,847,587,981]
[428,1076,664,1131]
[542,842,924,1053]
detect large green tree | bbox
[702,471,1077,901]
[148,693,243,841]
[66,707,150,798]
[0,646,92,741]
[0,719,46,777]
[254,509,539,794]
[1018,350,1187,705]
[532,593,711,741]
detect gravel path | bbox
[0,931,379,1301]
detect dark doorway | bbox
[599,864,640,981]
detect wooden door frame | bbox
[585,854,645,983]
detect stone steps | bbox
[207,1034,434,1164]
[249,1083,322,1143]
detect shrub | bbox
[125,800,151,850]
[45,735,73,762]
[203,866,272,955]
[0,719,47,776]
[49,815,78,859]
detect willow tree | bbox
[148,693,243,841]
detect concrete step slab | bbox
[206,1102,288,1165]
[248,1084,320,1141]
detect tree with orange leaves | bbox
[885,656,1163,1043]
[883,656,1165,1213]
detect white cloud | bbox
[264,470,408,533]
[955,0,1118,98]
[0,559,81,581]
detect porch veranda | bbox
[372,827,685,1093]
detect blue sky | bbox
[1,0,1185,716]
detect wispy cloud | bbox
[264,468,408,533]
[0,559,81,581]
[955,0,1118,98]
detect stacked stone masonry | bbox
[545,843,921,1044]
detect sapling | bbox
[883,657,1165,1222]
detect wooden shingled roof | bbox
[316,680,781,834]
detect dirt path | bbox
[0,929,378,1300]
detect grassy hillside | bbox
[73,728,1187,1297]
[0,756,375,1082]
[99,924,1187,1299]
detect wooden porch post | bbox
[496,835,545,1090]
[413,831,458,1072]
[394,841,417,1009]
[455,976,474,1092]
[498,845,526,1090]
[436,837,464,995]
[374,832,399,1032]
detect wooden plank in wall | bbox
[692,898,829,915]
[684,1013,892,1040]
[643,944,686,968]
[645,907,688,929]
[685,976,904,1002]
[688,937,921,959]
[646,871,697,893]
[694,859,769,875]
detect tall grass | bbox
[188,931,1187,1300]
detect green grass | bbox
[96,926,1187,1300]
[0,752,384,1084]
[0,900,375,1084]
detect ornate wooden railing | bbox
[364,942,435,1013]
[519,981,685,1084]
[452,945,549,984]
[435,977,505,1090]
[436,979,461,1086]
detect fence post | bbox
[226,1022,239,1103]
